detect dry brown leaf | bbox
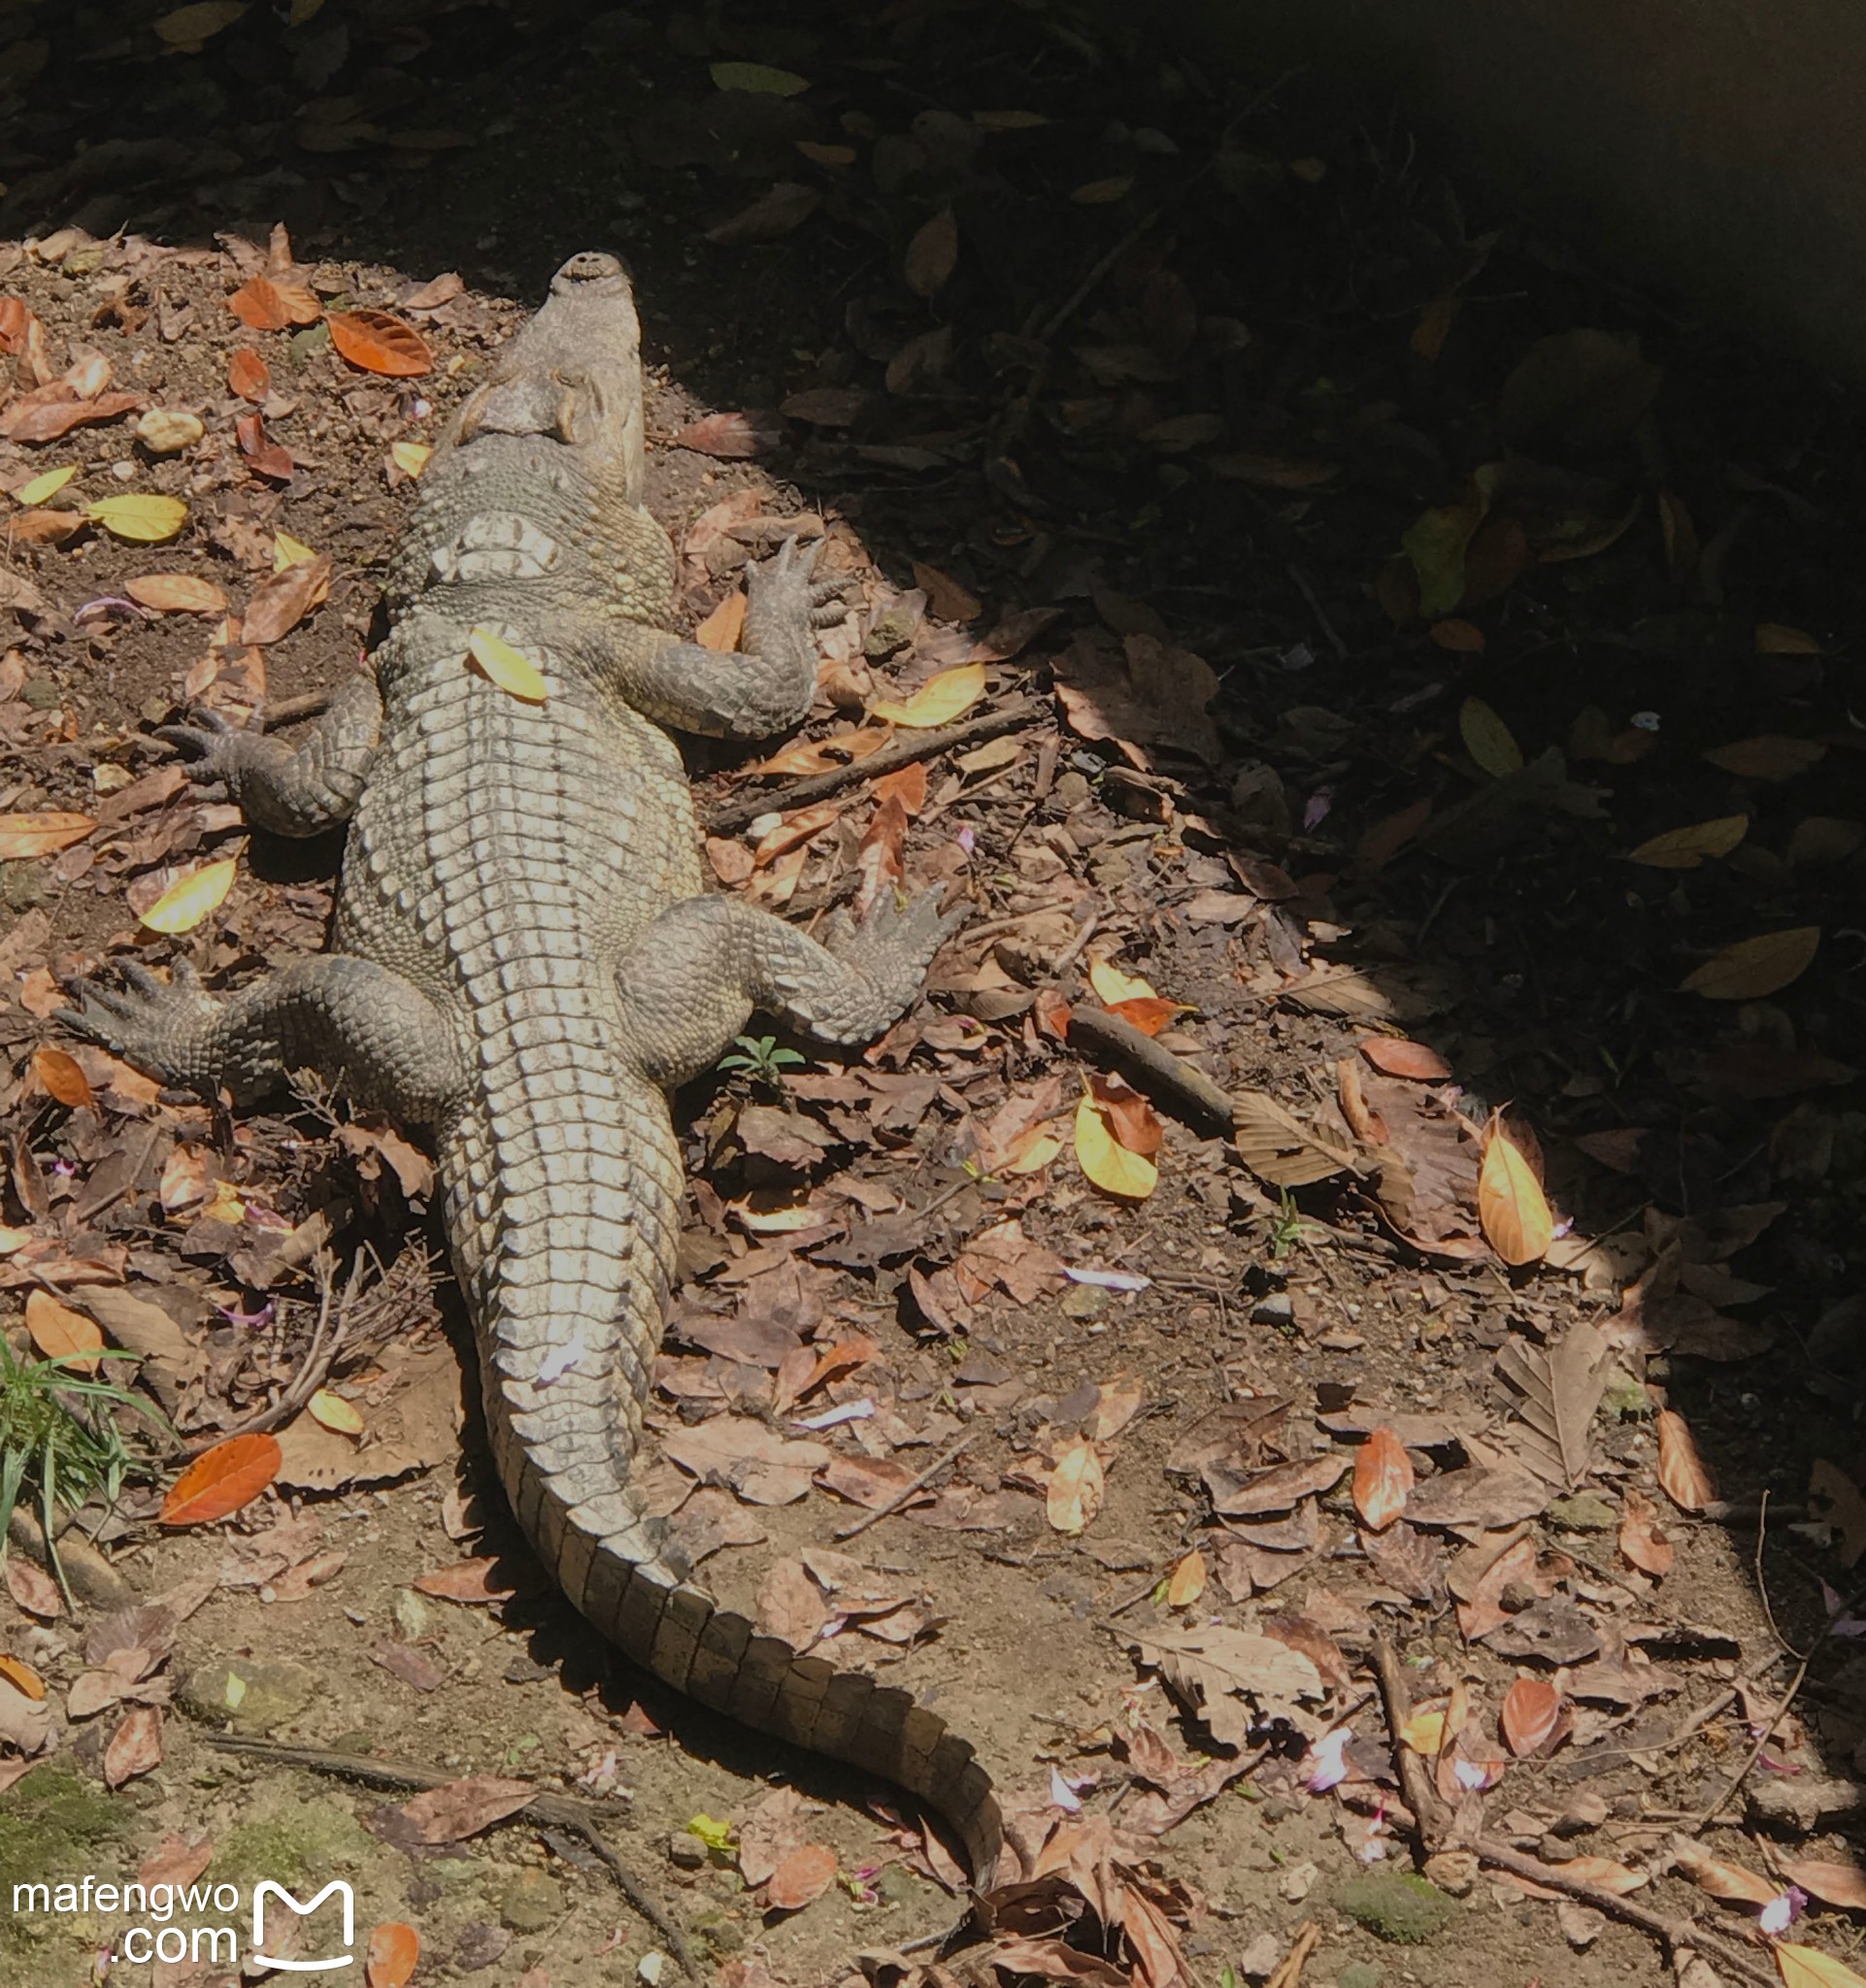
[1671,1835,1779,1905]
[1231,1090,1355,1189]
[25,1288,104,1375]
[1137,1625,1324,1748]
[393,1775,534,1845]
[1165,1550,1207,1607]
[904,209,959,297]
[0,811,94,859]
[1617,1485,1675,1577]
[695,588,747,652]
[1779,1860,1866,1913]
[124,572,229,614]
[104,1706,163,1787]
[1047,1437,1106,1536]
[32,1045,94,1110]
[242,552,332,644]
[1495,1320,1609,1490]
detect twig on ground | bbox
[181,1250,350,1457]
[260,689,333,731]
[1369,1633,1449,1853]
[1064,1005,1234,1138]
[834,1428,980,1541]
[1265,1919,1320,1988]
[1472,1838,1775,1988]
[1050,912,1100,977]
[704,700,1039,836]
[205,1734,696,1976]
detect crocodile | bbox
[63,249,1001,1886]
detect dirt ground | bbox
[1,6,1865,1988]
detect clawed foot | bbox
[753,533,850,633]
[54,959,222,1095]
[825,887,970,1016]
[155,708,243,799]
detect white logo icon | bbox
[251,1880,355,1972]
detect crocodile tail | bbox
[446,1093,1003,1887]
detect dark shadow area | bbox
[6,0,1866,1971]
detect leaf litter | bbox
[0,13,1857,1988]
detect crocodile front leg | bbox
[59,956,461,1119]
[614,889,966,1086]
[163,669,384,838]
[616,536,847,740]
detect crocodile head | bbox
[455,248,648,502]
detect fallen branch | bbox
[1265,1919,1320,1988]
[704,700,1039,836]
[1369,1632,1450,1851]
[1472,1838,1775,1988]
[1065,1005,1234,1138]
[205,1734,695,1976]
[833,1428,980,1541]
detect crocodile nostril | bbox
[556,250,625,285]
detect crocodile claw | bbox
[824,886,970,1018]
[155,708,240,798]
[53,959,218,1093]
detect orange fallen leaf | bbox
[227,346,270,403]
[159,1432,283,1526]
[1617,1485,1674,1577]
[32,1045,94,1110]
[0,1653,47,1698]
[365,1921,420,1988]
[327,310,433,379]
[25,1289,104,1375]
[1654,1408,1716,1512]
[1479,1123,1553,1266]
[227,275,321,332]
[695,587,747,652]
[1672,1837,1788,1906]
[1106,996,1190,1037]
[1499,1675,1563,1756]
[1352,1425,1413,1532]
[1358,1037,1451,1080]
[765,1842,838,1912]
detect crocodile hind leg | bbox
[614,889,967,1086]
[160,668,383,838]
[58,956,461,1119]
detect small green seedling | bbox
[1267,1190,1312,1260]
[0,1334,167,1603]
[717,1033,806,1092]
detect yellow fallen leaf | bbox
[869,660,985,728]
[154,0,249,45]
[1680,927,1819,1000]
[1164,1549,1206,1607]
[1627,815,1749,870]
[0,1653,46,1699]
[273,530,319,572]
[85,494,188,544]
[710,59,810,95]
[1087,957,1159,1006]
[1075,1092,1158,1200]
[1779,1944,1866,1988]
[390,440,431,479]
[1479,1127,1553,1266]
[1459,695,1523,777]
[1046,1437,1104,1535]
[140,856,238,934]
[467,626,550,703]
[16,465,78,506]
[308,1389,364,1436]
[734,1198,819,1235]
[1398,1709,1446,1754]
[1071,177,1134,205]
